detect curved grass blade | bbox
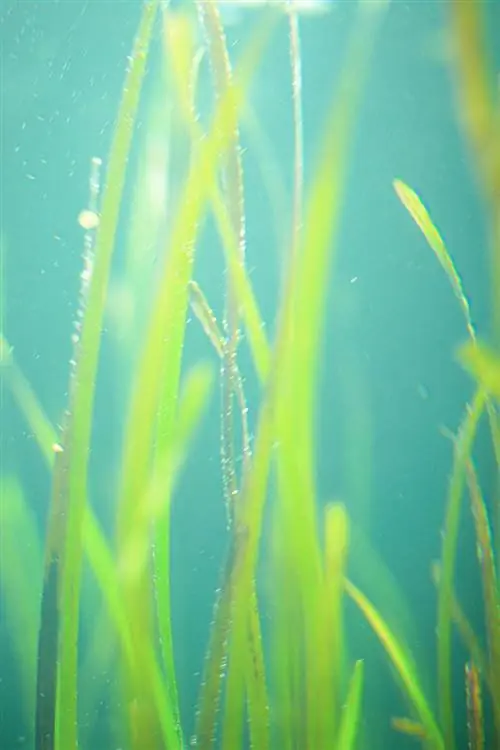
[345,578,444,750]
[0,338,58,465]
[393,177,500,489]
[393,178,475,340]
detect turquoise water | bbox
[0,1,496,748]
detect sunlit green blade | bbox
[164,6,272,386]
[393,179,475,340]
[121,363,215,582]
[53,6,159,749]
[245,590,270,750]
[272,3,386,746]
[350,521,419,655]
[115,9,276,749]
[196,0,248,564]
[162,9,275,747]
[336,660,364,750]
[345,579,444,750]
[0,335,58,464]
[394,175,500,508]
[324,502,349,738]
[269,503,302,750]
[220,401,274,750]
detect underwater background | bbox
[1,1,499,749]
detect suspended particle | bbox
[78,209,100,230]
[52,443,64,453]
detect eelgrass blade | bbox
[33,7,158,749]
[345,578,444,750]
[269,498,303,750]
[350,520,419,654]
[220,566,269,750]
[194,569,234,748]
[393,179,475,341]
[149,15,203,739]
[465,460,500,738]
[116,11,275,748]
[57,6,157,746]
[436,388,487,750]
[195,0,246,529]
[272,3,387,746]
[0,336,59,465]
[162,11,276,746]
[245,587,270,750]
[465,661,484,750]
[220,400,274,750]
[393,177,500,558]
[188,283,267,747]
[0,476,42,741]
[336,659,364,750]
[86,364,214,749]
[392,178,500,466]
[324,502,350,738]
